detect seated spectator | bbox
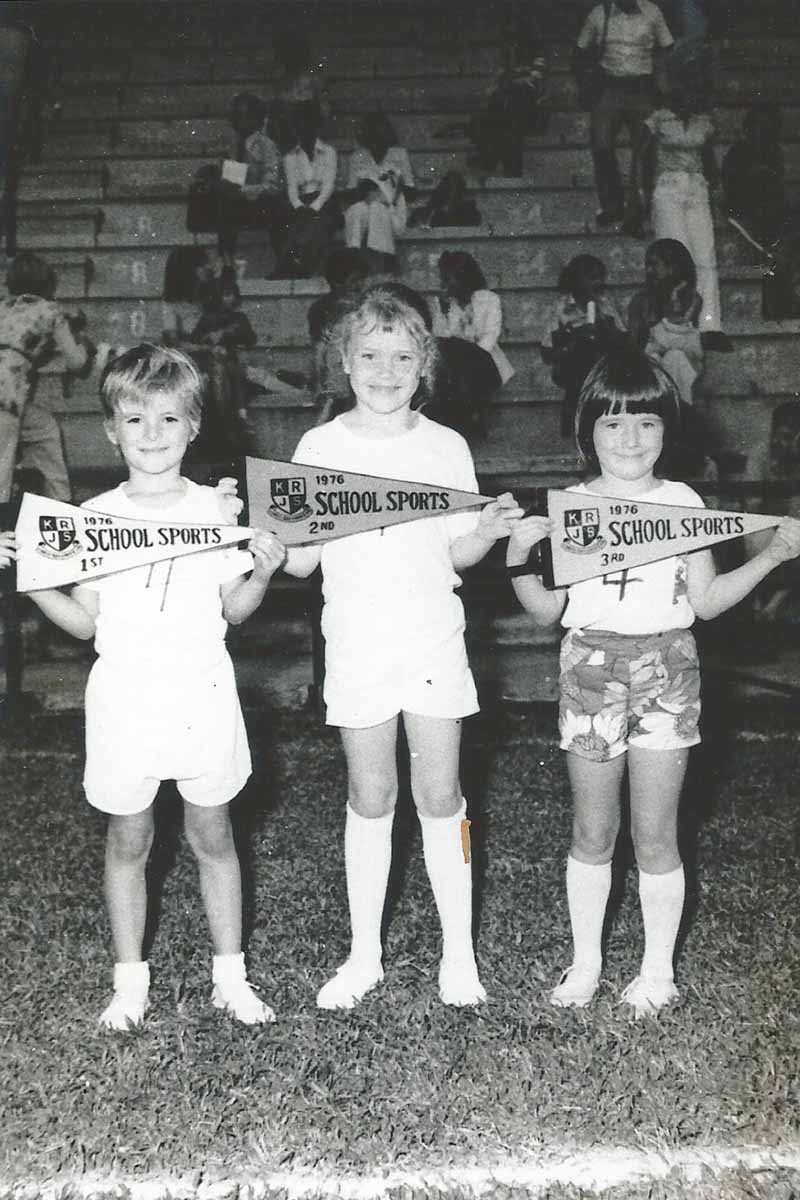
[430,250,514,439]
[186,92,288,264]
[645,278,703,407]
[627,237,701,348]
[468,4,548,177]
[722,102,788,254]
[343,113,415,272]
[540,253,625,436]
[274,106,338,279]
[0,252,96,503]
[307,248,369,423]
[183,268,257,469]
[161,245,220,345]
[408,171,481,228]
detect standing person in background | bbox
[275,107,338,279]
[431,250,514,440]
[270,28,329,141]
[343,113,415,273]
[722,102,789,254]
[0,252,96,503]
[0,4,35,258]
[468,2,549,178]
[575,0,673,233]
[633,67,727,344]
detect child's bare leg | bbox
[100,808,154,1029]
[551,753,623,1008]
[184,800,273,1024]
[623,746,688,1015]
[406,713,485,1006]
[317,717,399,1009]
[105,809,155,960]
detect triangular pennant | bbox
[15,493,252,592]
[547,489,781,588]
[246,457,493,545]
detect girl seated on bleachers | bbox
[430,250,514,440]
[343,113,416,273]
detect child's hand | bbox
[0,531,16,568]
[249,530,287,581]
[477,492,525,542]
[764,517,800,566]
[508,514,553,558]
[216,477,244,522]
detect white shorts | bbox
[323,633,479,728]
[84,654,252,814]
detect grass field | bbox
[1,697,799,1200]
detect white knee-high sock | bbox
[344,805,394,969]
[639,865,685,981]
[566,855,612,974]
[419,800,475,966]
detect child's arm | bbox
[450,492,524,570]
[29,584,99,640]
[506,514,566,626]
[0,531,15,568]
[282,545,322,578]
[688,518,800,620]
[221,531,287,625]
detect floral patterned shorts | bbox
[558,627,701,761]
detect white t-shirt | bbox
[577,0,673,78]
[292,414,480,675]
[561,479,703,634]
[81,480,253,674]
[645,109,714,177]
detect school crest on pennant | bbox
[562,508,606,555]
[268,477,313,522]
[37,515,82,559]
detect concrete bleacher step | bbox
[45,61,799,124]
[38,101,800,165]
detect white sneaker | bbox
[99,990,148,1031]
[316,959,383,1010]
[438,958,487,1007]
[620,974,679,1017]
[550,964,600,1008]
[212,977,275,1024]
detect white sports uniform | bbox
[292,414,481,727]
[81,480,253,814]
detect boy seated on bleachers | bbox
[187,93,288,266]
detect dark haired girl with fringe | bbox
[506,348,800,1016]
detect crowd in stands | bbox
[1,0,799,617]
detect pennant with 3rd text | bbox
[15,493,251,592]
[547,489,782,588]
[246,457,493,545]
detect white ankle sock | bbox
[212,952,247,986]
[566,856,612,975]
[344,804,394,968]
[419,800,476,968]
[113,959,150,996]
[639,864,685,981]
